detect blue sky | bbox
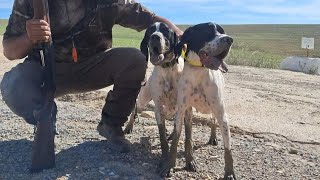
[1,0,320,24]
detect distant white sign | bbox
[301,37,314,49]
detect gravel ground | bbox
[0,89,319,180]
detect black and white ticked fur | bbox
[125,22,221,166]
[124,22,183,164]
[158,23,236,180]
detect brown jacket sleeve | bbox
[3,0,33,40]
[115,0,155,32]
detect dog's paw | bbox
[208,136,218,146]
[157,161,174,178]
[224,171,236,180]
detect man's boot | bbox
[97,121,131,153]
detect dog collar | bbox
[182,49,204,67]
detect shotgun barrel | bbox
[30,0,56,173]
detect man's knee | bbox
[0,61,44,124]
[101,48,147,125]
[114,48,147,87]
[128,48,147,70]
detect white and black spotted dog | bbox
[124,22,183,164]
[158,22,236,180]
[124,22,222,167]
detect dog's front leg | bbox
[124,84,152,134]
[159,105,186,177]
[184,107,198,171]
[208,118,218,145]
[124,108,137,134]
[214,109,236,180]
[154,103,169,167]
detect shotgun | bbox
[30,0,56,173]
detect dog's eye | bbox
[160,26,169,34]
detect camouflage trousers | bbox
[0,47,147,127]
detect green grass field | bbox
[0,19,7,35]
[1,19,319,69]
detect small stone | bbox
[289,148,299,154]
[142,163,149,167]
[99,167,106,175]
[253,148,261,152]
[112,175,120,178]
[140,111,155,118]
[309,155,317,160]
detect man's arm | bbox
[3,34,33,60]
[115,0,183,36]
[3,19,51,60]
[153,15,184,38]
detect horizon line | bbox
[0,19,320,26]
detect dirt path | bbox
[224,66,320,143]
[0,35,319,179]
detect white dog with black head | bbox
[124,22,183,165]
[158,22,236,180]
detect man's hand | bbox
[3,19,50,60]
[26,19,51,42]
[175,29,184,39]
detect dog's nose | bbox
[222,36,233,45]
[151,34,161,41]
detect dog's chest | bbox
[158,78,178,110]
[151,69,180,117]
[188,85,212,114]
[181,70,222,114]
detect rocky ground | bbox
[0,35,319,179]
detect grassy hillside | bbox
[102,24,320,69]
[223,24,320,68]
[0,19,7,35]
[1,19,319,69]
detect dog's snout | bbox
[151,34,161,41]
[222,36,233,45]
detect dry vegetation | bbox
[1,19,319,68]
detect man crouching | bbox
[1,0,183,154]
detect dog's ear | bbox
[174,41,184,58]
[172,31,180,57]
[140,32,150,62]
[174,27,193,57]
[174,31,179,47]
